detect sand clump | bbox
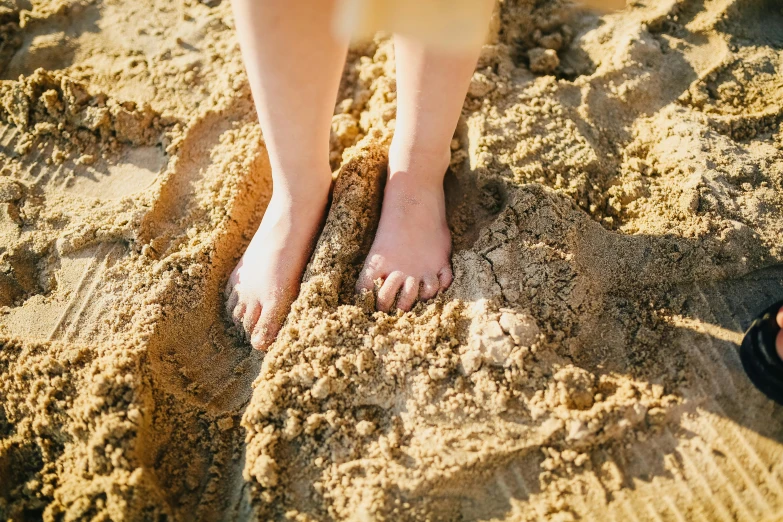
[2,0,783,520]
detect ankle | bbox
[270,166,332,205]
[388,138,450,185]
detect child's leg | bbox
[356,34,485,312]
[227,0,347,349]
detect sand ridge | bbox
[1,0,783,520]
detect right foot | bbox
[225,177,330,350]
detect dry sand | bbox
[1,0,783,520]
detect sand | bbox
[1,0,783,520]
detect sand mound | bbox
[2,0,783,520]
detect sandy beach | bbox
[2,0,783,520]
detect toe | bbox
[420,274,440,301]
[777,306,783,329]
[356,256,385,292]
[243,302,262,340]
[231,300,247,328]
[437,266,454,291]
[250,319,272,351]
[377,271,406,312]
[777,329,783,360]
[250,328,271,351]
[356,266,378,293]
[250,302,285,350]
[396,276,420,312]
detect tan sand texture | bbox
[1,0,783,520]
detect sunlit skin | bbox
[776,308,783,357]
[354,34,484,311]
[227,0,489,349]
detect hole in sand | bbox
[446,167,509,252]
[0,248,45,307]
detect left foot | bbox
[356,143,453,312]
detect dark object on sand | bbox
[740,300,783,405]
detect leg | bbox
[356,33,487,311]
[777,308,783,357]
[227,0,347,349]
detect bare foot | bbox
[356,144,453,312]
[226,177,330,350]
